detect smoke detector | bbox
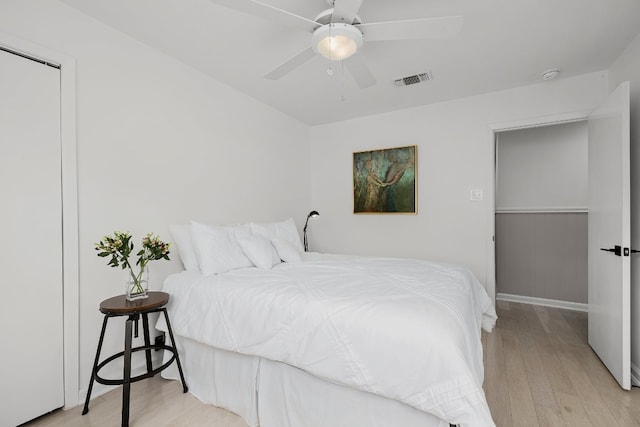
[394,71,433,87]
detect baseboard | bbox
[496,293,587,312]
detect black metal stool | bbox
[82,291,187,427]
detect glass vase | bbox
[125,266,149,301]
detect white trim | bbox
[0,31,79,409]
[486,110,591,306]
[488,111,590,133]
[496,293,588,312]
[496,207,588,214]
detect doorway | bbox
[494,121,589,310]
[484,111,590,303]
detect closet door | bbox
[0,49,64,425]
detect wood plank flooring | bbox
[484,301,640,426]
[25,302,640,426]
[23,375,248,427]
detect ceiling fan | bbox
[210,0,463,89]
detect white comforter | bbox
[160,253,497,426]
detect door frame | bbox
[0,32,79,409]
[485,110,591,303]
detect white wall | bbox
[496,121,588,211]
[0,0,310,404]
[608,31,640,384]
[309,72,608,287]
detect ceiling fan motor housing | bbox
[314,8,362,25]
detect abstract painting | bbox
[353,145,416,214]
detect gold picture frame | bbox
[353,145,417,214]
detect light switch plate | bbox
[470,189,483,201]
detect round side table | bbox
[82,291,187,427]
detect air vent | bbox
[394,71,433,87]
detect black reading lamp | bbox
[303,210,320,252]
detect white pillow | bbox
[271,237,303,264]
[169,224,199,271]
[190,221,253,275]
[237,234,281,270]
[250,218,303,253]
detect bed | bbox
[156,220,497,427]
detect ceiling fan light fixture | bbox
[312,23,363,61]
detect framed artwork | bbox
[353,145,417,214]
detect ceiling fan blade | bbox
[331,0,363,24]
[357,15,463,41]
[264,48,317,80]
[210,0,320,33]
[345,54,376,89]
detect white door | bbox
[587,81,631,390]
[0,49,64,424]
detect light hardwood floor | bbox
[484,300,640,426]
[24,374,248,427]
[25,302,640,426]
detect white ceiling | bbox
[59,0,640,125]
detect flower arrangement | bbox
[96,231,170,298]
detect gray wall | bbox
[496,212,587,303]
[496,122,588,303]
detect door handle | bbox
[600,245,622,256]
